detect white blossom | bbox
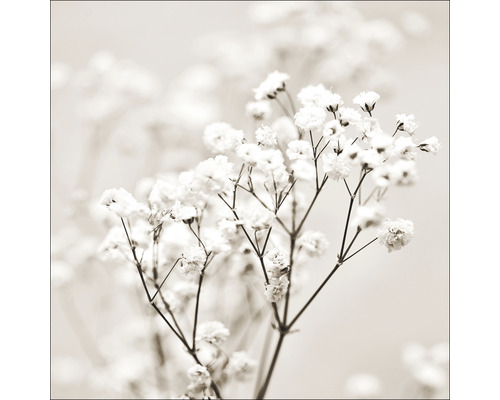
[187,365,211,394]
[225,351,257,381]
[100,188,148,219]
[203,122,244,154]
[297,231,329,257]
[265,165,291,192]
[245,100,272,120]
[253,70,290,100]
[255,148,285,172]
[418,136,441,154]
[369,132,394,155]
[338,106,362,126]
[389,159,418,186]
[194,155,234,195]
[353,91,380,114]
[291,160,315,181]
[264,276,289,302]
[394,136,418,160]
[168,200,197,223]
[294,106,327,132]
[322,152,352,181]
[241,208,275,231]
[345,373,382,398]
[265,247,289,278]
[352,204,385,229]
[236,143,262,165]
[286,140,314,160]
[255,125,278,147]
[297,84,343,111]
[322,119,345,140]
[396,113,419,135]
[180,245,206,275]
[196,321,230,344]
[378,218,414,252]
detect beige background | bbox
[51,1,449,398]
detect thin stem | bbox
[150,258,180,302]
[342,237,378,263]
[293,175,328,236]
[192,272,204,350]
[284,88,297,114]
[274,97,292,119]
[256,332,286,399]
[254,316,273,397]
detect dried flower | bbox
[353,91,380,114]
[378,218,414,252]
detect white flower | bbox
[204,227,231,254]
[168,200,197,223]
[378,218,414,252]
[297,84,343,111]
[338,106,362,126]
[225,351,257,381]
[294,106,327,132]
[245,100,272,120]
[196,321,230,344]
[203,122,244,154]
[394,136,418,160]
[264,276,289,302]
[255,148,285,172]
[265,247,288,278]
[389,159,418,186]
[413,363,447,390]
[430,342,449,365]
[345,373,382,398]
[180,245,206,275]
[291,160,315,181]
[194,155,234,195]
[322,119,345,140]
[265,165,291,192]
[271,116,299,145]
[164,281,198,313]
[236,143,262,165]
[371,165,392,188]
[187,364,211,393]
[357,116,384,138]
[358,148,384,170]
[396,113,419,135]
[370,132,394,155]
[297,231,329,257]
[100,188,148,219]
[322,152,352,181]
[242,208,275,231]
[255,125,278,147]
[217,218,242,240]
[286,140,314,160]
[351,204,385,229]
[353,91,380,114]
[418,136,441,154]
[253,70,290,100]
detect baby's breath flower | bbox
[351,205,385,229]
[353,91,380,114]
[203,122,244,154]
[217,218,242,240]
[371,165,391,188]
[297,84,343,111]
[345,373,382,398]
[322,119,345,140]
[253,70,290,100]
[242,208,275,231]
[396,113,419,135]
[255,125,278,147]
[236,143,261,165]
[338,106,362,126]
[291,159,315,181]
[204,227,231,254]
[370,132,394,155]
[357,116,384,138]
[265,165,291,192]
[255,148,285,171]
[264,276,289,302]
[394,136,418,160]
[168,200,197,223]
[187,365,211,394]
[297,231,329,257]
[389,159,418,186]
[195,321,230,344]
[294,105,327,132]
[100,187,147,219]
[413,363,447,390]
[180,245,206,275]
[358,148,384,170]
[163,281,198,313]
[246,100,272,121]
[286,140,314,160]
[225,351,257,381]
[194,155,234,195]
[418,136,441,154]
[265,247,288,278]
[378,218,414,252]
[322,152,352,181]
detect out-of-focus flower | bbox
[203,122,244,154]
[180,245,206,275]
[246,100,272,121]
[395,113,419,135]
[369,132,394,155]
[353,91,380,114]
[194,155,234,196]
[297,231,329,257]
[236,143,262,166]
[253,70,290,100]
[100,187,148,219]
[401,11,431,37]
[241,208,275,231]
[297,84,343,112]
[323,119,346,140]
[291,159,315,181]
[187,364,212,394]
[196,321,230,344]
[345,373,382,398]
[338,107,362,127]
[286,140,314,160]
[294,105,327,132]
[225,351,257,381]
[389,159,418,186]
[255,149,286,172]
[413,363,447,390]
[418,136,441,154]
[351,205,385,229]
[394,136,418,160]
[168,200,197,223]
[378,218,414,252]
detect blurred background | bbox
[51,1,449,399]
